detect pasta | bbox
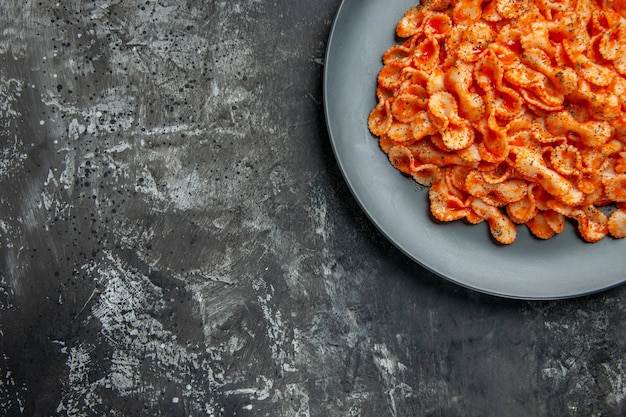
[368,0,626,244]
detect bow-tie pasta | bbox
[368,0,626,244]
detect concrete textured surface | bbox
[1,1,626,416]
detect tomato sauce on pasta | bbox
[368,0,626,244]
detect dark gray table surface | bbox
[1,1,625,416]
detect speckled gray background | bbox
[1,1,626,416]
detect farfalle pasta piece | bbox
[608,209,626,238]
[579,147,609,176]
[547,200,609,242]
[469,197,518,244]
[475,51,525,120]
[452,0,484,23]
[542,209,566,234]
[599,29,621,61]
[482,0,504,21]
[550,144,582,176]
[383,44,414,66]
[378,62,406,90]
[368,0,626,244]
[457,22,496,63]
[408,139,478,168]
[391,93,428,123]
[475,119,509,163]
[508,145,584,206]
[531,185,554,211]
[398,67,430,91]
[520,20,557,57]
[458,143,483,164]
[412,163,441,187]
[603,173,626,202]
[429,170,470,222]
[505,63,565,110]
[386,121,414,143]
[547,11,584,43]
[596,135,621,156]
[411,111,439,141]
[368,92,392,136]
[525,209,566,239]
[413,36,441,70]
[591,7,624,59]
[529,117,566,145]
[545,110,613,147]
[427,91,475,150]
[496,0,529,19]
[576,171,603,194]
[535,0,570,19]
[570,79,623,120]
[422,12,452,38]
[506,186,538,224]
[396,6,425,38]
[444,62,486,122]
[526,213,557,239]
[465,170,528,207]
[446,165,472,193]
[563,39,617,87]
[519,48,579,95]
[387,145,415,175]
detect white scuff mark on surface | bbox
[210,79,220,97]
[164,169,216,212]
[373,343,413,417]
[0,74,22,122]
[66,344,93,386]
[0,352,27,414]
[40,168,74,226]
[41,88,135,138]
[191,283,245,341]
[103,141,132,153]
[541,359,569,382]
[273,382,311,417]
[41,169,59,212]
[109,350,141,396]
[602,360,626,406]
[0,273,15,311]
[269,165,296,197]
[308,185,330,243]
[57,343,102,415]
[0,219,16,251]
[130,147,251,213]
[58,152,76,192]
[224,376,274,402]
[133,165,168,210]
[141,124,205,137]
[0,135,27,181]
[56,251,223,414]
[257,286,300,375]
[67,118,86,141]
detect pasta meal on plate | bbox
[368,0,626,244]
